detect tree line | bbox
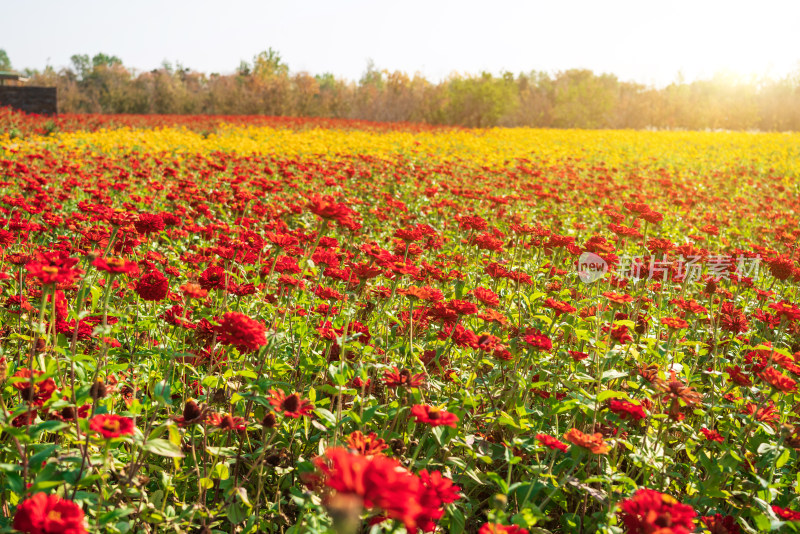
[6,49,800,130]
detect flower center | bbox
[282,394,300,413]
[102,420,121,432]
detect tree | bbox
[0,49,11,71]
[252,48,288,79]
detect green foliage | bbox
[0,48,11,71]
[13,49,800,131]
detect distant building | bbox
[0,72,57,115]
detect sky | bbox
[3,0,800,86]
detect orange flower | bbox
[346,431,388,456]
[563,428,609,454]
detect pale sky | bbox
[3,0,799,86]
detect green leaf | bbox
[776,448,791,469]
[29,444,58,467]
[448,506,465,534]
[227,502,249,524]
[597,390,627,402]
[212,463,230,480]
[601,369,628,381]
[143,439,185,458]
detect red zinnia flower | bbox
[12,369,56,407]
[700,514,740,534]
[768,255,795,281]
[608,399,647,421]
[700,427,725,442]
[662,317,689,329]
[523,329,552,351]
[603,291,634,305]
[92,257,139,275]
[543,297,576,316]
[416,469,461,532]
[382,367,426,388]
[346,431,388,456]
[134,270,169,301]
[26,252,83,286]
[563,428,609,454]
[773,505,800,521]
[13,493,87,534]
[619,489,696,534]
[307,194,352,222]
[268,389,314,418]
[89,414,135,439]
[207,412,247,431]
[759,366,797,393]
[199,265,228,290]
[479,523,529,534]
[536,434,568,452]
[473,287,500,307]
[217,312,267,353]
[312,447,423,530]
[568,350,590,361]
[134,213,165,235]
[411,404,459,428]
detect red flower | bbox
[199,266,229,290]
[479,524,529,534]
[26,252,83,286]
[726,366,752,386]
[563,428,609,454]
[13,493,87,534]
[172,400,209,427]
[134,213,165,235]
[700,427,725,442]
[382,367,426,388]
[773,505,800,521]
[768,255,795,281]
[416,469,461,532]
[536,434,568,452]
[346,431,388,456]
[312,447,423,530]
[89,414,135,439]
[662,317,689,329]
[523,329,552,351]
[217,312,267,353]
[700,513,741,533]
[473,287,500,307]
[92,257,139,275]
[447,299,478,316]
[603,291,634,305]
[134,270,169,301]
[758,366,797,393]
[207,412,246,431]
[268,389,314,418]
[307,194,352,222]
[619,489,696,534]
[608,399,647,421]
[768,301,800,322]
[411,404,459,428]
[568,350,590,361]
[12,369,56,407]
[543,297,576,316]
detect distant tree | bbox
[252,48,288,79]
[0,49,11,71]
[92,53,122,69]
[70,55,92,80]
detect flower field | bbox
[1,110,800,533]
